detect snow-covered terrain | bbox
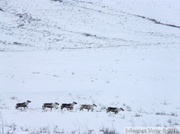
[0,0,180,133]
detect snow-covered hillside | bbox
[0,0,180,133]
[1,0,180,51]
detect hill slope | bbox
[0,0,180,51]
[0,0,180,133]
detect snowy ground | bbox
[0,0,180,133]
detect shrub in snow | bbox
[16,13,41,25]
[100,127,118,134]
[38,126,50,133]
[126,106,132,112]
[134,113,141,117]
[52,0,63,2]
[167,119,180,127]
[161,100,171,105]
[170,112,178,117]
[10,96,18,100]
[156,112,166,116]
[5,123,17,134]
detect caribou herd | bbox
[15,100,124,114]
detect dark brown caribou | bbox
[15,100,31,109]
[61,102,77,110]
[106,107,124,114]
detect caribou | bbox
[61,102,77,110]
[80,104,97,112]
[15,100,31,109]
[106,107,124,114]
[42,102,59,110]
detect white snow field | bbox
[0,0,180,133]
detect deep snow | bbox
[0,0,180,133]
